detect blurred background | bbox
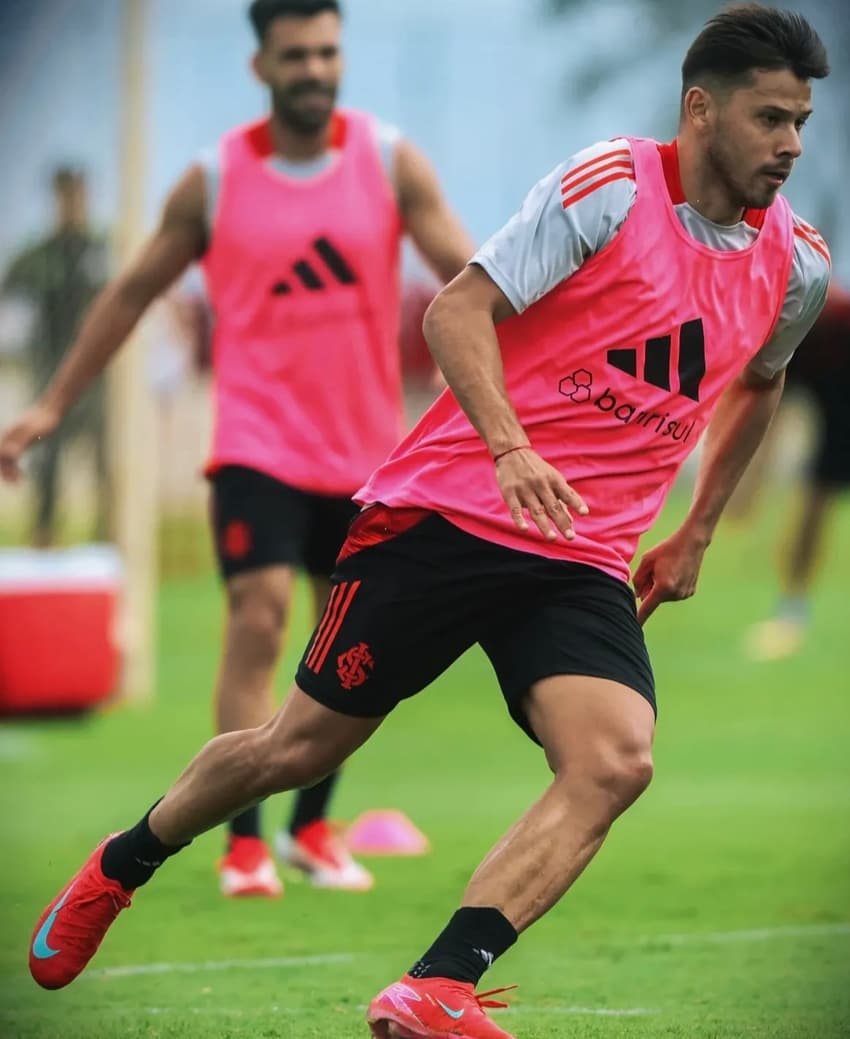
[0,3,848,1037]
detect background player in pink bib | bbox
[22,6,833,1038]
[0,0,473,899]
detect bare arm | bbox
[423,265,523,453]
[395,139,474,284]
[423,266,587,541]
[0,166,207,480]
[634,366,785,623]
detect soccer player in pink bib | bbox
[22,6,832,1037]
[0,0,473,899]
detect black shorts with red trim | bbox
[210,465,360,579]
[295,507,655,743]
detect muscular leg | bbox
[137,686,383,849]
[216,567,294,733]
[216,566,292,839]
[464,676,654,929]
[411,676,654,981]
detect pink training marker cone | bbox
[345,810,431,857]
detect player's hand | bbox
[0,403,60,482]
[633,529,708,625]
[495,447,588,542]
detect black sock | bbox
[409,908,518,985]
[229,805,261,840]
[288,771,339,835]
[101,803,188,891]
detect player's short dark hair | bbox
[248,0,341,43]
[682,4,829,95]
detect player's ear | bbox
[250,50,267,87]
[682,86,712,130]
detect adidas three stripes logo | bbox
[607,318,706,402]
[272,237,358,296]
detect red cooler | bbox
[0,546,123,714]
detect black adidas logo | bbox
[271,237,358,295]
[607,318,706,401]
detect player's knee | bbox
[595,745,654,811]
[557,743,653,818]
[226,585,287,664]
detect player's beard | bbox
[272,81,337,135]
[706,134,777,212]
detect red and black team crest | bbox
[222,519,253,560]
[337,642,375,690]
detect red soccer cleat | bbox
[29,835,133,990]
[276,820,374,891]
[367,974,518,1038]
[218,835,283,898]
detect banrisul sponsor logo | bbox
[559,319,705,444]
[593,387,696,443]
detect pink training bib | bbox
[203,110,404,495]
[358,137,794,582]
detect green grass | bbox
[1,491,849,1038]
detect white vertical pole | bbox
[110,0,157,701]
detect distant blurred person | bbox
[1,166,110,547]
[746,279,850,660]
[0,0,472,898]
[23,8,834,1034]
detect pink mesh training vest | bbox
[203,111,403,495]
[358,137,794,582]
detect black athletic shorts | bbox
[210,465,360,579]
[296,507,655,743]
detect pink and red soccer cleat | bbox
[367,974,517,1038]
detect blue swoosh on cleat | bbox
[32,884,76,960]
[435,999,465,1020]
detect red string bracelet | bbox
[493,445,532,463]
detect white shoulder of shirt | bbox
[747,214,831,378]
[471,138,636,314]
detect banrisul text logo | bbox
[593,387,696,443]
[559,371,696,444]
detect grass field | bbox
[1,492,849,1039]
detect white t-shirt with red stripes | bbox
[473,138,830,378]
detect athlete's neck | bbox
[675,134,745,227]
[268,115,332,162]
